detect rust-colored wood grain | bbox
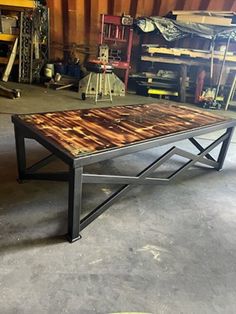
[18,103,226,157]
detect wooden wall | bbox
[47,0,236,60]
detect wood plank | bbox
[176,14,232,26]
[144,47,236,62]
[141,55,210,66]
[172,10,235,16]
[0,34,17,41]
[0,0,36,9]
[2,37,18,82]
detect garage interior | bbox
[1,1,236,313]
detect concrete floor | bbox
[1,83,236,314]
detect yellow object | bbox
[0,0,36,9]
[0,34,17,42]
[148,89,178,96]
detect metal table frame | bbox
[12,114,235,242]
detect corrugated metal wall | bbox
[47,0,236,59]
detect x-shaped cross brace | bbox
[14,126,234,242]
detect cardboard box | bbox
[1,16,18,34]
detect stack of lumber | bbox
[170,11,236,27]
[143,46,236,63]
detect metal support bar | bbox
[67,167,83,242]
[174,147,218,168]
[80,146,179,230]
[26,154,56,173]
[215,32,232,101]
[217,127,234,170]
[189,137,216,162]
[14,125,26,181]
[23,172,68,181]
[169,131,229,179]
[82,173,168,185]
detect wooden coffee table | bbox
[12,103,236,242]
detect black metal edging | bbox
[12,116,74,167]
[73,120,236,167]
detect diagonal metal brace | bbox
[189,137,216,162]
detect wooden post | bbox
[179,64,187,103]
[225,74,236,111]
[195,68,206,103]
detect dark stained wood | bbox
[108,0,115,15]
[180,64,187,103]
[61,0,69,60]
[152,0,162,16]
[222,0,236,10]
[84,0,91,44]
[199,0,211,10]
[129,0,138,17]
[175,0,186,11]
[18,103,226,157]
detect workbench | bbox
[12,103,236,242]
[140,46,236,102]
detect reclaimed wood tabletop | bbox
[18,103,227,157]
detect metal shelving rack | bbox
[99,14,134,91]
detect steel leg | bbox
[124,68,129,92]
[14,125,26,181]
[95,74,99,103]
[217,127,234,170]
[85,72,92,95]
[107,73,113,103]
[67,166,83,242]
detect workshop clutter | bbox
[44,62,81,79]
[0,2,49,87]
[1,4,236,110]
[44,61,81,90]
